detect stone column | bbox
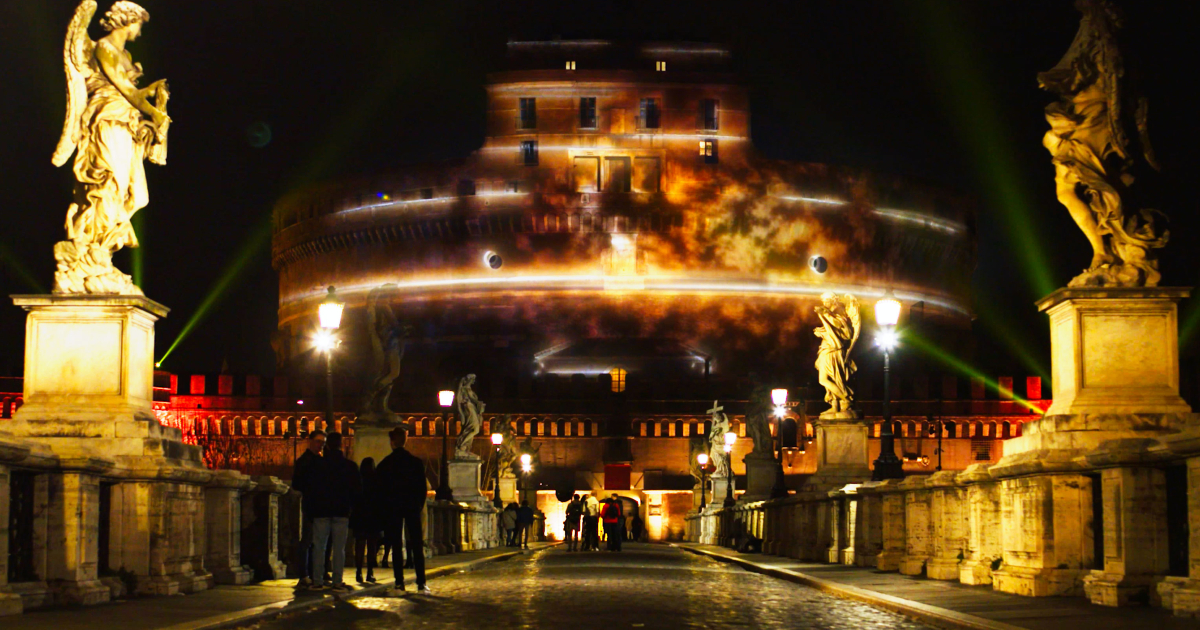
[927,471,967,581]
[993,474,1094,597]
[45,468,111,605]
[241,476,289,581]
[204,470,255,585]
[900,476,932,576]
[841,492,859,565]
[854,483,884,568]
[875,479,906,571]
[958,465,1002,585]
[827,493,843,564]
[1083,465,1169,606]
[1157,454,1200,616]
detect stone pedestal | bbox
[499,476,518,505]
[711,475,735,507]
[350,425,394,466]
[1037,288,1190,416]
[806,415,872,492]
[448,458,487,506]
[740,454,777,503]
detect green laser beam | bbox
[156,219,272,366]
[972,290,1050,381]
[901,329,1045,414]
[131,211,144,289]
[1180,298,1200,352]
[0,241,46,293]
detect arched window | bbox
[610,368,627,392]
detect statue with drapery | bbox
[52,1,170,295]
[706,401,732,477]
[454,374,484,458]
[814,293,860,418]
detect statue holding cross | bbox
[706,400,731,478]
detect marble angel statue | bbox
[52,1,170,295]
[358,286,411,424]
[744,385,774,458]
[454,374,484,458]
[814,293,860,417]
[706,401,732,477]
[1039,0,1166,287]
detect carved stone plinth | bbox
[350,425,394,467]
[739,454,777,504]
[804,416,872,493]
[711,475,735,507]
[448,458,487,506]
[498,476,517,505]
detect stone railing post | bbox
[876,479,907,571]
[900,476,932,576]
[0,437,34,616]
[204,470,255,584]
[854,482,883,568]
[240,476,289,581]
[957,464,1001,585]
[827,491,843,563]
[47,464,113,605]
[927,471,967,580]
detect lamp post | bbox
[519,453,532,504]
[697,452,709,510]
[871,289,905,481]
[769,388,789,498]
[491,432,504,508]
[723,431,737,507]
[316,287,344,433]
[436,389,455,501]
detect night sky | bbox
[0,1,1196,382]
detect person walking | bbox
[516,500,535,549]
[501,503,519,547]
[351,457,382,584]
[602,496,624,552]
[375,427,431,594]
[630,512,645,543]
[291,430,325,589]
[564,494,584,551]
[308,432,360,592]
[583,494,601,551]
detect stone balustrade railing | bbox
[687,419,1200,617]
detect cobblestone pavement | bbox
[245,544,934,630]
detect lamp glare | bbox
[771,388,788,406]
[697,453,709,466]
[875,289,901,327]
[438,390,455,407]
[724,431,737,447]
[491,432,503,445]
[318,286,344,329]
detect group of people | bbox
[562,494,644,552]
[498,501,537,548]
[291,427,431,594]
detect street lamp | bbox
[769,388,788,498]
[696,452,709,510]
[317,286,343,433]
[519,453,533,503]
[435,389,455,501]
[491,432,504,508]
[723,431,737,507]
[872,289,905,481]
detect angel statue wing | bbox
[52,0,98,167]
[842,294,861,357]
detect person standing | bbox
[376,427,431,594]
[516,500,535,549]
[291,430,325,588]
[583,494,601,551]
[564,495,584,551]
[308,432,361,592]
[501,503,519,547]
[351,457,382,584]
[630,512,645,543]
[602,496,624,552]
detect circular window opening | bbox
[808,255,828,274]
[483,251,503,270]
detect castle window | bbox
[565,60,576,70]
[701,99,719,131]
[518,98,537,130]
[610,368,627,393]
[633,157,661,193]
[521,140,538,166]
[639,98,660,129]
[574,157,599,192]
[602,157,632,193]
[655,60,666,72]
[580,97,597,129]
[699,139,718,163]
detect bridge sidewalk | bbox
[5,543,556,630]
[676,543,1193,630]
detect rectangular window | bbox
[565,60,576,70]
[579,97,597,129]
[639,98,660,129]
[603,157,632,192]
[633,157,661,193]
[520,140,538,166]
[655,60,667,72]
[699,139,718,163]
[518,97,537,130]
[701,99,719,131]
[573,156,599,192]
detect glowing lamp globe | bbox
[723,443,732,454]
[875,289,901,328]
[724,431,737,447]
[491,433,503,445]
[318,286,344,330]
[520,453,532,466]
[771,388,788,406]
[697,453,709,466]
[438,390,455,407]
[314,330,335,352]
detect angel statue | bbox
[706,401,732,478]
[358,286,411,424]
[1039,0,1166,287]
[52,1,170,295]
[453,374,484,458]
[814,293,860,417]
[492,415,519,478]
[744,385,774,459]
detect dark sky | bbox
[0,0,1196,380]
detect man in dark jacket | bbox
[516,500,535,549]
[307,432,361,591]
[291,430,325,587]
[375,427,430,594]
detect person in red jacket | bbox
[601,496,624,552]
